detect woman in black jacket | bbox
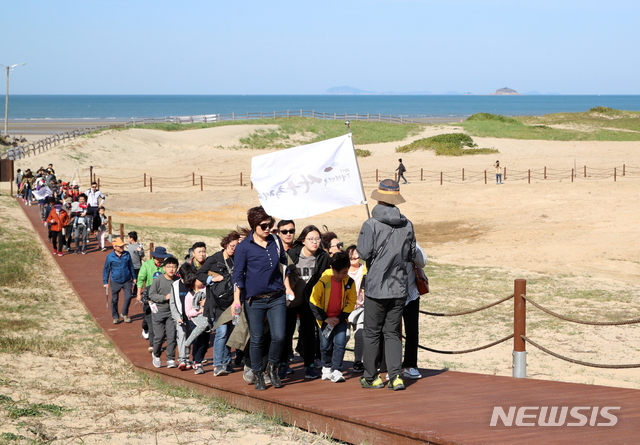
[279,225,330,379]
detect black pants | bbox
[362,296,406,381]
[281,301,317,367]
[51,230,65,252]
[402,298,420,368]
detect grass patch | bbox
[396,133,498,156]
[115,117,423,149]
[460,109,640,141]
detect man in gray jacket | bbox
[357,179,416,391]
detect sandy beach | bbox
[7,122,640,392]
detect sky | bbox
[2,0,639,95]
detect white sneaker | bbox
[142,329,149,340]
[152,355,161,368]
[330,369,345,383]
[402,367,422,379]
[321,367,332,380]
[166,360,177,368]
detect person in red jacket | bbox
[47,201,70,256]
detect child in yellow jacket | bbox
[309,252,356,383]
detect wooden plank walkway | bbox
[21,201,640,444]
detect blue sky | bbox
[2,0,639,95]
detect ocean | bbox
[5,94,640,121]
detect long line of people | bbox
[102,180,426,392]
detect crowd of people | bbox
[101,179,427,392]
[15,164,107,255]
[17,165,427,392]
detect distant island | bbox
[325,86,530,95]
[492,87,521,95]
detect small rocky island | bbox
[492,87,520,95]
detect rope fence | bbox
[414,279,640,376]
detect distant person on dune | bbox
[495,160,503,184]
[396,159,409,184]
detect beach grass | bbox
[460,109,640,141]
[118,117,424,148]
[396,133,499,156]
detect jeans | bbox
[74,225,88,252]
[320,320,348,371]
[213,322,234,366]
[245,293,286,372]
[110,279,133,319]
[362,296,406,381]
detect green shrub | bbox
[396,133,496,156]
[466,113,521,124]
[355,149,372,157]
[589,106,615,113]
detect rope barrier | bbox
[420,294,513,317]
[415,334,514,354]
[522,335,640,368]
[522,296,640,326]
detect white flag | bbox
[251,134,365,219]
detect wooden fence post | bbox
[97,178,100,189]
[200,176,203,191]
[440,172,443,185]
[108,216,112,235]
[623,164,626,176]
[250,181,253,190]
[376,169,379,182]
[144,173,146,187]
[528,170,530,184]
[462,168,465,181]
[614,167,617,182]
[584,165,586,178]
[544,166,547,179]
[149,242,155,253]
[513,279,527,378]
[484,170,487,184]
[119,224,124,240]
[150,178,153,193]
[571,169,574,182]
[420,168,423,181]
[192,172,195,186]
[395,172,397,182]
[240,172,243,186]
[504,168,507,180]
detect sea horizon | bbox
[5,94,640,121]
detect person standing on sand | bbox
[495,160,503,184]
[357,179,416,391]
[396,159,409,184]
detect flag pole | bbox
[345,121,371,219]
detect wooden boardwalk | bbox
[22,201,640,444]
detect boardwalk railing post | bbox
[149,242,154,253]
[513,279,527,378]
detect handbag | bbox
[413,264,429,295]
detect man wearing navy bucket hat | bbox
[357,179,416,391]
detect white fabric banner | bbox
[251,134,365,219]
[32,186,52,201]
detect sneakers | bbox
[185,362,193,370]
[402,367,422,379]
[152,355,161,368]
[330,369,345,383]
[57,252,63,257]
[101,248,107,252]
[81,251,86,255]
[194,364,204,375]
[387,375,406,391]
[112,318,120,324]
[360,375,385,389]
[277,363,288,379]
[52,250,58,255]
[352,361,364,372]
[305,366,320,379]
[121,315,131,323]
[243,366,255,384]
[166,360,177,368]
[214,365,229,376]
[178,362,187,371]
[321,367,332,381]
[142,329,149,340]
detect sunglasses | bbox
[259,222,273,231]
[280,229,295,235]
[331,242,344,249]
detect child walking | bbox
[309,252,356,383]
